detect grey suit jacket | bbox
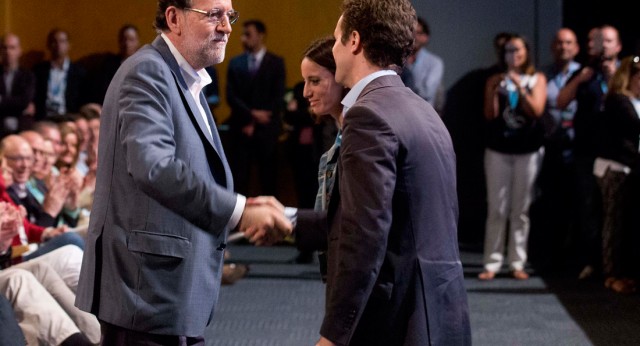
[75,36,237,337]
[297,75,471,345]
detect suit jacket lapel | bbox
[199,93,234,190]
[151,37,218,152]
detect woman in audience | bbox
[40,123,83,227]
[594,55,640,294]
[479,33,547,280]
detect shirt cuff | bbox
[284,207,298,230]
[226,194,246,230]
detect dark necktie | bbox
[249,55,258,76]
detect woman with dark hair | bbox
[55,123,81,172]
[300,36,346,212]
[479,34,547,280]
[251,36,346,266]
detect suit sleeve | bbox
[295,209,328,252]
[320,106,398,345]
[118,60,237,234]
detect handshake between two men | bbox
[235,196,294,246]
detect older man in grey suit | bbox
[75,0,292,343]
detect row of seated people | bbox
[0,112,99,344]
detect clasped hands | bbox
[236,196,292,246]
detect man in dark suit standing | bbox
[226,19,285,196]
[0,33,35,136]
[249,0,471,345]
[33,29,86,119]
[75,0,292,343]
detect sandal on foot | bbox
[478,271,496,280]
[512,270,529,280]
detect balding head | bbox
[20,131,47,176]
[1,33,22,69]
[1,135,34,185]
[551,28,579,65]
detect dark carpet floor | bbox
[205,244,640,346]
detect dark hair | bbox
[47,28,69,45]
[498,33,536,75]
[243,20,266,34]
[118,24,139,41]
[340,0,416,69]
[154,0,191,32]
[56,123,81,168]
[493,32,512,52]
[417,17,429,36]
[303,36,336,74]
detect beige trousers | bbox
[0,246,100,345]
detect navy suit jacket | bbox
[226,51,285,134]
[296,75,471,346]
[75,36,237,336]
[0,67,35,117]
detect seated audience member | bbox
[0,268,97,345]
[85,107,100,170]
[34,138,57,186]
[0,294,25,346]
[22,129,84,229]
[32,120,63,171]
[1,203,99,344]
[69,112,92,176]
[0,137,83,263]
[17,130,48,186]
[2,135,81,228]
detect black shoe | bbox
[295,251,314,264]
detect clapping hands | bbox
[0,202,22,252]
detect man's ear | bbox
[350,30,362,55]
[166,6,182,35]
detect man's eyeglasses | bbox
[185,8,239,26]
[4,155,35,164]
